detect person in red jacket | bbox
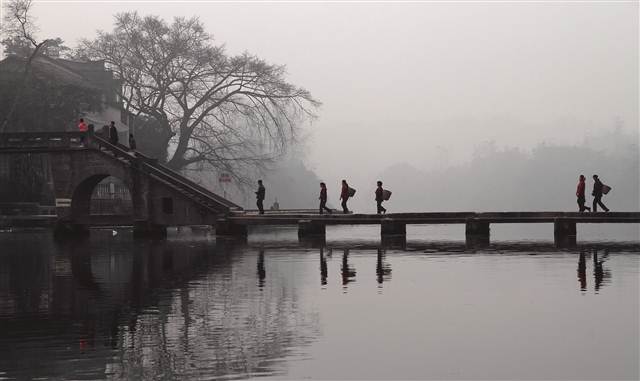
[77,118,88,132]
[319,182,332,214]
[340,179,350,214]
[576,175,590,212]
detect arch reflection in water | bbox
[0,232,320,380]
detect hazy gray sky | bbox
[24,1,640,186]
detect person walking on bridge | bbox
[375,181,387,214]
[340,180,350,214]
[592,175,610,212]
[256,180,266,214]
[319,182,332,214]
[576,175,590,212]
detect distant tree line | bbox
[372,129,639,213]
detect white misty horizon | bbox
[13,1,638,188]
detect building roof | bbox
[0,55,114,91]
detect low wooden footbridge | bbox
[220,210,640,245]
[1,129,638,245]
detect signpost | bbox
[218,173,231,198]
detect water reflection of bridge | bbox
[0,232,634,378]
[0,232,319,380]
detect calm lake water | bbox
[0,225,638,380]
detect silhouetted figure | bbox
[576,175,590,212]
[340,180,350,214]
[129,134,137,150]
[255,180,265,214]
[375,181,387,214]
[109,121,118,145]
[577,251,587,291]
[592,175,609,212]
[319,182,332,214]
[320,248,328,286]
[257,250,265,288]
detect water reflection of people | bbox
[376,249,392,286]
[577,249,612,293]
[257,250,266,288]
[577,251,587,292]
[341,249,356,287]
[320,248,328,286]
[593,249,611,292]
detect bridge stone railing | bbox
[0,131,85,149]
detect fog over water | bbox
[27,2,638,192]
[1,4,638,379]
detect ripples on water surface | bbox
[0,226,638,380]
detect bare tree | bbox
[78,12,320,179]
[0,0,53,133]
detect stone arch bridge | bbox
[0,129,242,237]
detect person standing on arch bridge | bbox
[255,180,266,215]
[77,118,88,132]
[77,118,88,145]
[109,121,119,146]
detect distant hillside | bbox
[358,130,639,213]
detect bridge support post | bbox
[215,219,248,238]
[382,234,407,249]
[465,219,490,246]
[554,218,577,247]
[381,219,406,236]
[298,219,326,239]
[133,221,167,239]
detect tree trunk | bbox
[166,124,191,170]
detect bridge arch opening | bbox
[71,174,133,222]
[90,176,133,215]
